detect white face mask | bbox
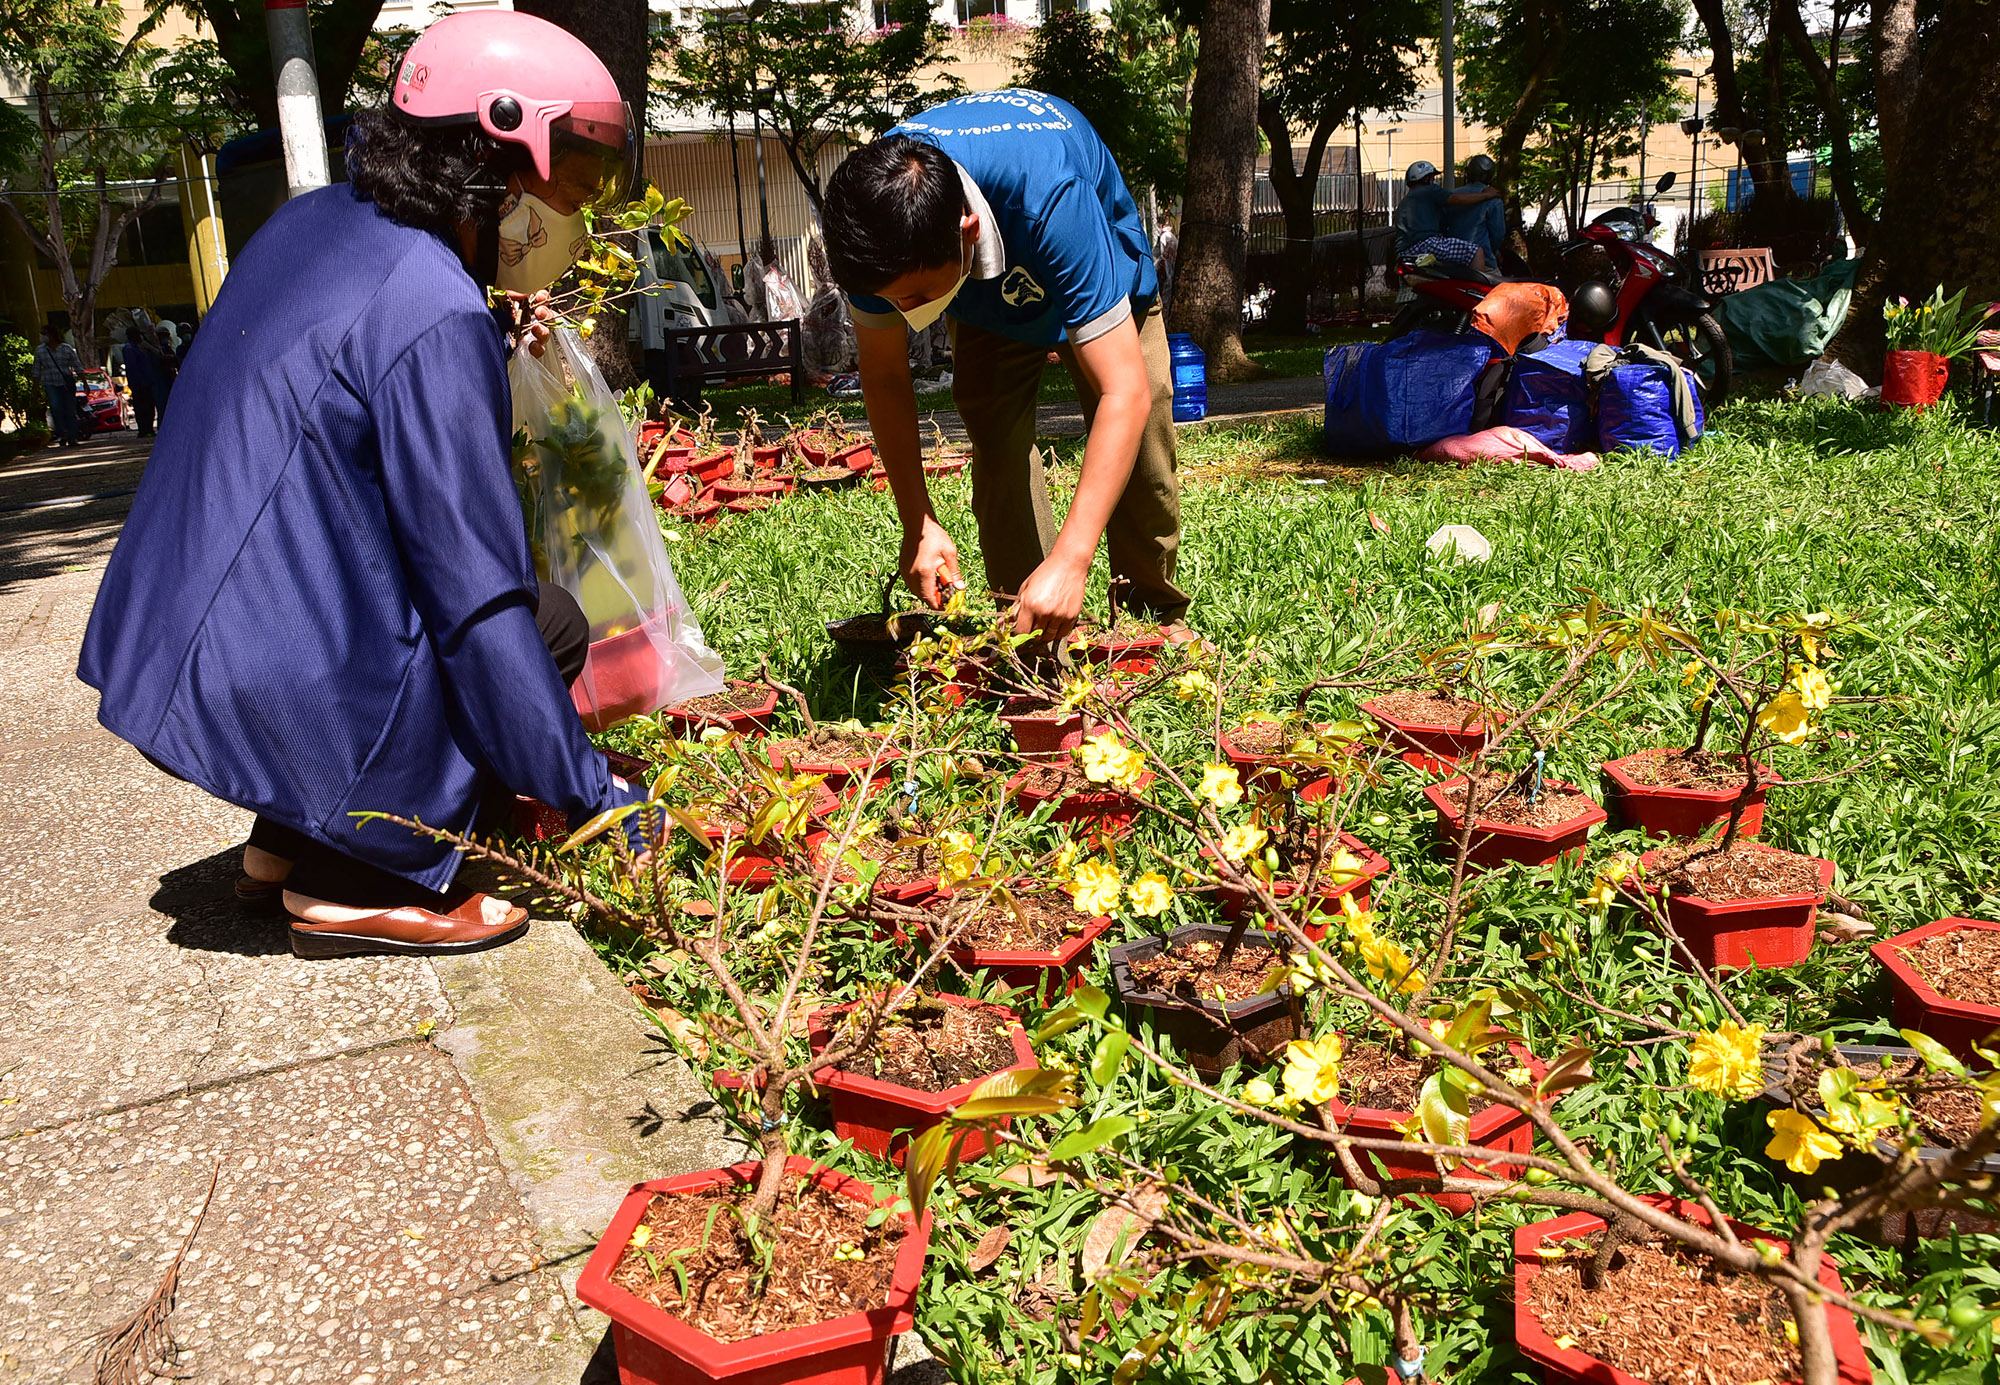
[495,191,590,294]
[898,245,970,331]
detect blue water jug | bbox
[1168,332,1207,422]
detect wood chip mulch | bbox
[1619,748,1756,790]
[1526,1236,1802,1385]
[765,729,890,765]
[1369,688,1497,730]
[1124,936,1282,1003]
[608,1180,903,1343]
[831,1001,1019,1093]
[1648,844,1824,903]
[1337,1041,1494,1114]
[1440,773,1597,829]
[924,888,1086,951]
[674,683,774,716]
[1902,927,2000,1009]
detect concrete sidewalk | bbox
[0,438,751,1383]
[907,369,1323,443]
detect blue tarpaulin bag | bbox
[1323,330,1497,455]
[1501,339,1596,452]
[1597,362,1706,456]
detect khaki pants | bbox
[949,301,1188,620]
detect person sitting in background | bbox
[1394,160,1501,270]
[1443,154,1508,268]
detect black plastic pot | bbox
[1107,923,1299,1076]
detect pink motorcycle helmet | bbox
[391,10,635,212]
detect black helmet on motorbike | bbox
[1465,154,1496,184]
[1569,280,1618,330]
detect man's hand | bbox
[508,290,556,357]
[900,513,963,610]
[1012,550,1090,643]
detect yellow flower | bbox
[1321,847,1366,884]
[1055,675,1095,713]
[578,316,597,339]
[1765,1108,1844,1175]
[1242,1076,1288,1109]
[1757,689,1813,746]
[1282,1034,1345,1106]
[1198,762,1244,808]
[1688,1021,1767,1101]
[1357,932,1426,994]
[1792,663,1832,713]
[1680,660,1705,687]
[1049,839,1081,884]
[1578,854,1636,910]
[628,1225,653,1249]
[1127,871,1174,917]
[1068,858,1123,916]
[1219,823,1269,863]
[939,830,979,887]
[1076,731,1145,791]
[1173,669,1215,703]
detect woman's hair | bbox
[344,106,529,235]
[822,135,965,295]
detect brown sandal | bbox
[288,894,529,959]
[235,873,287,912]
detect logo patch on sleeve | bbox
[1001,267,1045,307]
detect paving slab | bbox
[0,1044,589,1384]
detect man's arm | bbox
[1445,186,1503,207]
[854,315,961,609]
[1012,313,1149,641]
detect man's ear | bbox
[961,209,980,249]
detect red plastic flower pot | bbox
[1513,1194,1872,1385]
[1634,844,1833,971]
[1422,777,1607,871]
[1359,696,1501,775]
[655,472,698,513]
[807,995,1037,1165]
[662,683,782,738]
[1601,750,1776,840]
[1882,349,1950,409]
[684,498,725,527]
[1872,917,2000,1059]
[573,1157,933,1385]
[1107,924,1299,1075]
[690,449,736,485]
[1216,831,1392,941]
[1004,768,1152,838]
[751,444,787,471]
[999,698,1088,756]
[571,624,674,733]
[904,879,1115,997]
[514,748,655,841]
[922,457,967,478]
[1322,1042,1547,1215]
[1216,722,1349,790]
[763,736,902,790]
[713,478,792,504]
[794,433,836,468]
[834,440,876,473]
[1080,629,1167,669]
[637,420,668,451]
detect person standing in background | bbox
[32,325,82,448]
[122,326,164,437]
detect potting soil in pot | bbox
[765,728,892,767]
[1616,748,1757,790]
[1648,843,1823,901]
[1339,1042,1497,1115]
[1124,935,1283,1002]
[674,685,776,719]
[1525,1236,1800,1385]
[1439,773,1596,828]
[608,1180,905,1341]
[1788,1051,1987,1147]
[832,1000,1020,1093]
[1901,928,2000,1009]
[817,834,938,891]
[922,888,1086,950]
[1014,764,1112,799]
[1368,688,1496,729]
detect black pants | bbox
[131,385,157,436]
[249,583,590,908]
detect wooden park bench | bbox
[658,319,803,409]
[1698,247,1777,297]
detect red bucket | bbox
[1882,349,1949,408]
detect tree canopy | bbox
[1013,7,1190,205]
[136,0,390,129]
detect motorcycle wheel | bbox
[1639,311,1733,407]
[1386,301,1467,340]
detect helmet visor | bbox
[547,101,638,215]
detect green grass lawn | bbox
[589,395,2000,1385]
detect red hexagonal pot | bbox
[998,698,1087,756]
[1004,768,1151,838]
[1636,845,1833,971]
[807,995,1036,1166]
[1600,750,1777,840]
[713,477,793,504]
[1216,721,1353,790]
[1216,830,1392,941]
[763,736,902,790]
[1871,917,2000,1059]
[1422,777,1606,871]
[1513,1194,1871,1385]
[689,449,736,485]
[902,878,1114,997]
[663,683,782,738]
[835,441,876,473]
[1320,1041,1546,1215]
[574,1157,932,1385]
[1359,696,1502,774]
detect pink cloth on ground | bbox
[1417,426,1600,471]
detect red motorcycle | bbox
[1387,172,1733,404]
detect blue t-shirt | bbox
[1444,184,1506,257]
[1394,183,1451,251]
[847,90,1157,347]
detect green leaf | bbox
[665,804,714,850]
[1112,1330,1172,1385]
[1073,982,1110,1021]
[1899,1030,1970,1079]
[1413,1071,1471,1149]
[1090,1030,1130,1087]
[1046,1115,1136,1163]
[1036,1003,1090,1042]
[903,1123,954,1222]
[560,802,638,852]
[951,1094,1074,1123]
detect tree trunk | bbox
[1167,0,1271,382]
[1871,0,1922,189]
[1827,0,2000,378]
[1772,0,1872,241]
[1257,94,1334,333]
[1488,0,1567,190]
[1691,0,1789,207]
[513,0,650,392]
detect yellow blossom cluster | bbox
[1065,859,1177,918]
[1198,762,1243,808]
[1076,731,1146,791]
[1686,1021,1767,1101]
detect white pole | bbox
[1440,0,1456,190]
[266,0,329,198]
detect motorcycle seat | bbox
[1400,259,1502,287]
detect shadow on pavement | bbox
[152,847,292,957]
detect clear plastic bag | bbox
[511,329,724,731]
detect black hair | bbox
[822,135,966,295]
[344,106,530,238]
